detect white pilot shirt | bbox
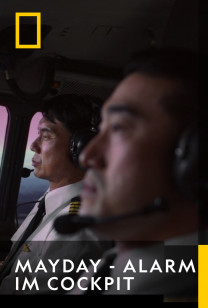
[11,181,82,242]
[0,181,108,294]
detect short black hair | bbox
[42,94,102,133]
[125,48,198,127]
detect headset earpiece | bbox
[70,129,97,168]
[173,125,198,200]
[70,99,101,169]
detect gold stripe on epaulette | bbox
[68,199,81,214]
[69,209,79,212]
[69,210,79,214]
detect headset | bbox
[70,99,199,197]
[55,123,203,235]
[70,98,102,168]
[173,124,198,201]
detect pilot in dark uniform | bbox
[67,50,200,299]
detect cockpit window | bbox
[0,106,8,168]
[16,112,49,227]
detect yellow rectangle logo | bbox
[15,12,41,49]
[199,245,208,307]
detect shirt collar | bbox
[44,181,82,216]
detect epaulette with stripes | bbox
[68,196,81,215]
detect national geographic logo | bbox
[15,12,41,49]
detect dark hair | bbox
[42,94,102,133]
[125,48,198,127]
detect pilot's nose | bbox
[30,137,41,153]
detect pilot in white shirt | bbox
[0,183,106,294]
[0,94,109,294]
[12,182,82,242]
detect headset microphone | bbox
[21,168,34,178]
[54,197,168,235]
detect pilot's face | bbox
[30,116,72,186]
[79,73,182,236]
